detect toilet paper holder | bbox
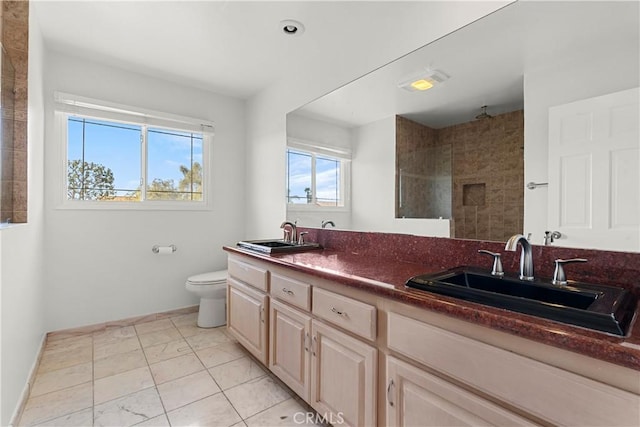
[152,244,177,254]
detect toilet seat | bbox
[186,270,228,285]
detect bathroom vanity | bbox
[223,231,640,427]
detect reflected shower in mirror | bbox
[1,44,16,224]
[286,1,639,252]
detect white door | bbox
[548,87,639,251]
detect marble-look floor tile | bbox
[185,328,231,350]
[37,346,92,374]
[19,382,92,426]
[30,362,92,397]
[149,353,204,384]
[196,341,247,368]
[32,407,94,427]
[94,349,147,380]
[224,376,291,419]
[170,312,198,327]
[156,370,221,411]
[143,338,193,364]
[208,356,266,390]
[94,366,155,405]
[134,318,174,335]
[174,323,206,337]
[166,393,241,427]
[94,388,164,427]
[244,398,325,427]
[138,327,181,348]
[94,336,141,360]
[93,326,136,345]
[44,335,92,354]
[133,414,170,426]
[230,422,248,427]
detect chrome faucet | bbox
[505,234,534,281]
[321,220,335,228]
[280,221,297,244]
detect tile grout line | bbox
[132,321,171,425]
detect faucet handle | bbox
[298,231,309,245]
[552,258,587,285]
[478,250,504,277]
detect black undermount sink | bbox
[406,267,637,336]
[237,239,322,254]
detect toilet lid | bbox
[187,270,228,285]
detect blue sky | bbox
[68,118,202,194]
[287,150,340,204]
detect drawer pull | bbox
[331,307,348,317]
[387,379,395,407]
[282,288,294,296]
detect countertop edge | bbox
[223,246,640,371]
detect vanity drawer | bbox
[312,287,376,341]
[271,273,311,311]
[228,257,269,292]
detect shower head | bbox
[475,105,493,120]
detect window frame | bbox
[54,93,214,211]
[286,138,351,213]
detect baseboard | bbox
[8,332,47,427]
[46,305,199,341]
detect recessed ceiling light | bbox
[280,19,305,36]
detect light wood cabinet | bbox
[310,319,377,427]
[227,254,639,427]
[227,277,268,364]
[386,355,538,427]
[269,298,311,400]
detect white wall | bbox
[0,9,46,425]
[523,48,640,241]
[42,51,246,331]
[245,2,511,238]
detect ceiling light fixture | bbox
[280,19,305,36]
[398,68,449,92]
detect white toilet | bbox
[185,270,228,328]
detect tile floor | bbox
[18,312,322,427]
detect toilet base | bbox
[197,297,226,328]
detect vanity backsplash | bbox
[299,228,640,296]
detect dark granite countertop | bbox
[224,245,640,371]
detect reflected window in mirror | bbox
[286,140,351,210]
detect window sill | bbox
[56,200,212,212]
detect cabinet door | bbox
[386,356,538,427]
[227,278,268,365]
[269,299,311,400]
[310,320,376,427]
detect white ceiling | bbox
[32,0,503,100]
[294,1,640,129]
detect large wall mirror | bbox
[286,1,639,252]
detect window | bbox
[55,93,213,209]
[286,140,350,209]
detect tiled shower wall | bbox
[395,110,524,241]
[1,0,28,223]
[395,116,452,219]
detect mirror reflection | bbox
[286,1,639,252]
